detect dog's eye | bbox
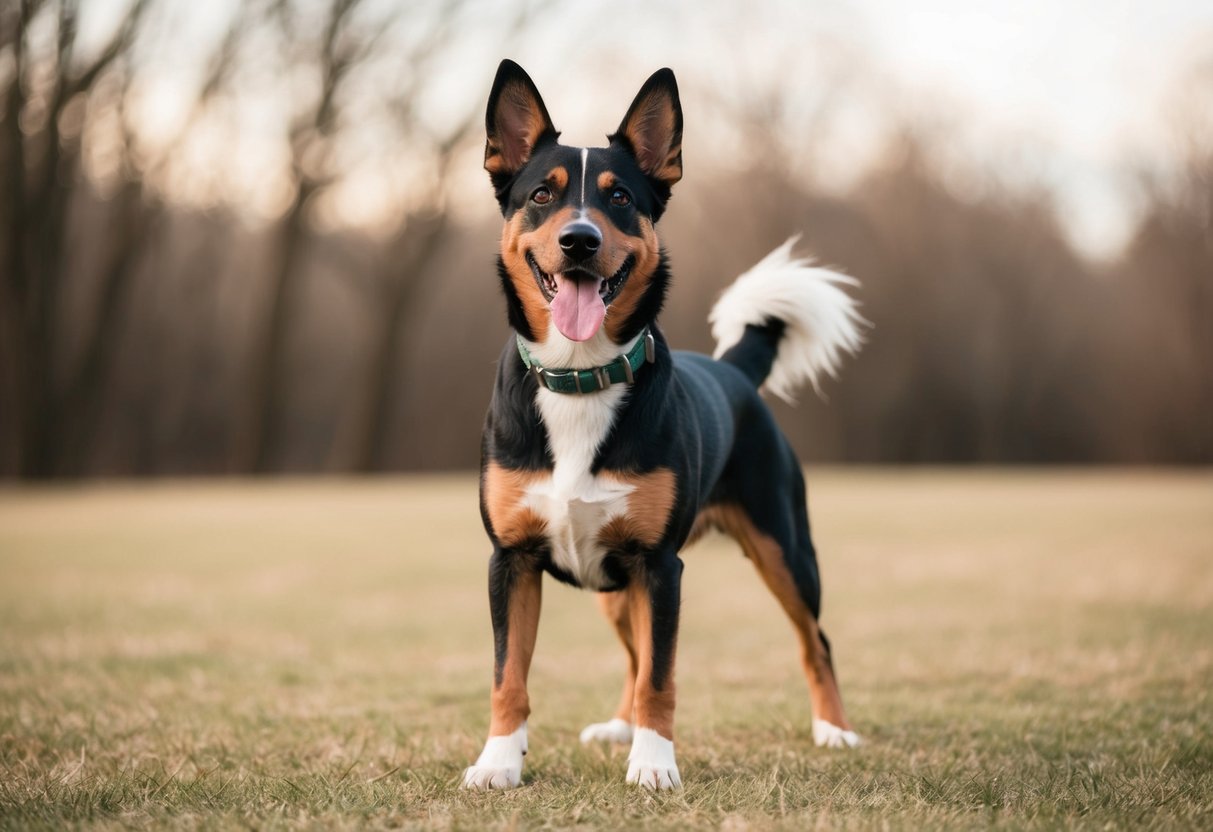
[610,188,632,207]
[531,187,552,205]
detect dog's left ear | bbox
[485,60,558,195]
[609,68,683,192]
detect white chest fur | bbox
[522,327,640,588]
[527,387,631,587]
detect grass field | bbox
[1,469,1211,829]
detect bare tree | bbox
[233,0,493,473]
[231,0,368,473]
[331,0,552,473]
[0,0,153,478]
[5,1,1208,476]
[1117,58,1213,462]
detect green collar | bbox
[516,329,656,394]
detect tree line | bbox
[1,1,1209,478]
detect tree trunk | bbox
[234,180,315,473]
[332,216,447,472]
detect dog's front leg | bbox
[462,548,542,789]
[625,554,684,790]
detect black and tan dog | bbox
[463,60,866,790]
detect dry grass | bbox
[1,469,1211,829]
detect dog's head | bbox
[485,60,682,345]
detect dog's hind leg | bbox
[707,499,860,749]
[579,591,637,745]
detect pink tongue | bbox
[550,273,606,341]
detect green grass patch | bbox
[1,470,1211,829]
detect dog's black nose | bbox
[559,221,602,262]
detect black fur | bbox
[474,61,846,765]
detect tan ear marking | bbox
[611,69,683,187]
[485,62,556,179]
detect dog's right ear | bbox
[485,60,558,196]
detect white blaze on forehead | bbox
[579,147,589,208]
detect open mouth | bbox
[526,252,635,305]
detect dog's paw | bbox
[626,727,681,790]
[461,723,527,790]
[626,762,682,790]
[579,717,634,745]
[813,718,862,749]
[461,764,521,790]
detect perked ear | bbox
[485,60,558,188]
[609,68,683,189]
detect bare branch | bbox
[66,0,151,99]
[140,0,271,180]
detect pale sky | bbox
[79,0,1213,257]
[844,0,1213,255]
[527,0,1213,258]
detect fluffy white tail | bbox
[709,237,867,402]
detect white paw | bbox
[579,717,634,745]
[461,723,527,790]
[626,727,681,790]
[461,764,522,789]
[813,718,862,749]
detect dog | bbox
[463,60,866,790]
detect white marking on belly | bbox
[526,388,631,588]
[522,326,642,588]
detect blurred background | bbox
[0,0,1209,479]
